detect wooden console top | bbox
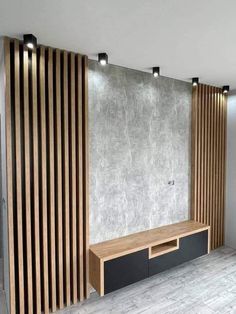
[90,220,210,261]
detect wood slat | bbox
[55,49,64,309]
[4,37,16,314]
[77,54,84,301]
[63,50,71,306]
[191,83,227,250]
[23,44,34,314]
[14,40,25,313]
[48,47,57,312]
[4,38,89,314]
[82,56,89,298]
[39,46,49,314]
[70,53,78,304]
[32,42,42,314]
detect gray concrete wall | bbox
[89,60,192,244]
[225,91,236,249]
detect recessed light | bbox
[98,53,108,66]
[153,67,160,78]
[192,77,199,86]
[23,34,37,49]
[222,85,230,94]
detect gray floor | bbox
[1,247,236,313]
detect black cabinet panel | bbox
[104,249,149,294]
[149,230,208,277]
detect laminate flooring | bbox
[1,247,236,313]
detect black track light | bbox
[153,67,160,78]
[192,77,199,86]
[98,53,108,66]
[23,34,37,49]
[223,85,230,94]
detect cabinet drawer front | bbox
[104,249,149,294]
[149,230,208,277]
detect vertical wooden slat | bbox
[82,56,89,298]
[77,54,84,301]
[203,85,208,224]
[4,37,16,314]
[200,85,205,223]
[23,44,33,314]
[217,91,221,247]
[14,40,25,313]
[39,46,49,314]
[32,41,42,314]
[70,53,78,304]
[55,49,64,309]
[191,84,197,220]
[197,84,202,222]
[63,50,71,306]
[48,47,57,312]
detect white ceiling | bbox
[1,0,236,88]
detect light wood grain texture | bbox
[90,220,209,261]
[14,40,25,313]
[55,49,64,309]
[32,43,42,314]
[48,47,57,312]
[4,38,89,314]
[23,44,33,314]
[149,239,179,259]
[39,46,49,314]
[63,50,71,306]
[77,54,84,301]
[191,84,227,250]
[89,251,104,296]
[70,53,78,304]
[4,37,16,314]
[82,56,90,299]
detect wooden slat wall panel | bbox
[55,49,64,310]
[14,40,25,313]
[48,47,57,312]
[39,46,49,314]
[76,54,84,302]
[23,45,34,314]
[191,84,227,250]
[4,37,89,314]
[32,41,42,314]
[4,38,16,314]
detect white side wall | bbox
[225,91,236,249]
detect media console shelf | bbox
[89,220,210,296]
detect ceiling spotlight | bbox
[23,34,37,49]
[98,53,108,66]
[153,67,160,78]
[192,77,199,86]
[223,85,230,94]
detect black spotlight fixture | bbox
[98,53,108,66]
[153,67,160,78]
[23,34,37,49]
[192,77,199,86]
[223,85,230,94]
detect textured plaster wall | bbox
[89,60,191,244]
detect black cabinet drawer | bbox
[149,230,208,277]
[104,249,149,294]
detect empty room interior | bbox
[1,1,236,313]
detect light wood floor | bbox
[1,247,236,313]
